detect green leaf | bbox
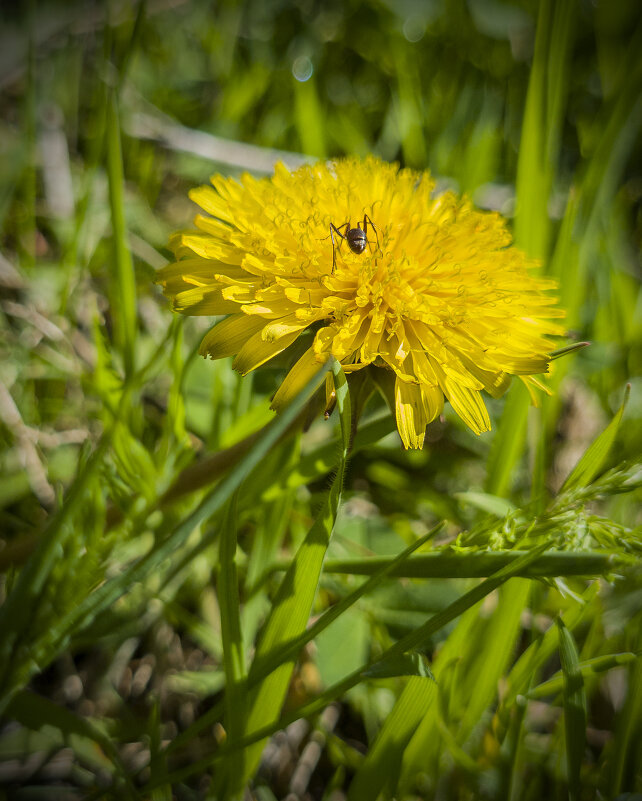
[455,491,517,518]
[222,359,350,794]
[397,579,530,791]
[0,438,109,713]
[362,651,435,680]
[322,550,627,579]
[514,0,553,260]
[557,617,587,801]
[6,690,129,784]
[142,545,552,794]
[217,489,247,780]
[36,363,333,679]
[485,380,530,498]
[562,385,630,491]
[106,91,137,377]
[456,581,530,741]
[548,341,590,361]
[500,582,598,717]
[347,676,437,801]
[527,652,637,699]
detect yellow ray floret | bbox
[157,157,565,449]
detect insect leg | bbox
[362,214,380,252]
[329,222,349,272]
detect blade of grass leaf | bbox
[550,27,642,331]
[294,75,326,158]
[491,0,576,498]
[485,380,530,498]
[557,617,587,801]
[457,580,530,741]
[106,90,137,378]
[514,0,552,260]
[499,582,599,729]
[321,550,627,579]
[562,385,629,491]
[545,0,576,170]
[397,579,530,791]
[34,363,332,670]
[248,522,445,686]
[159,522,444,766]
[0,436,110,713]
[527,652,637,699]
[217,490,247,781]
[141,544,552,792]
[6,689,136,798]
[347,675,437,801]
[608,643,642,795]
[114,0,146,90]
[221,359,350,794]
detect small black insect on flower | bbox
[329,214,379,272]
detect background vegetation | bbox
[0,0,640,798]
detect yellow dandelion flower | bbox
[158,157,565,449]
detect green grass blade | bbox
[6,689,135,797]
[562,384,629,491]
[294,74,326,158]
[485,381,530,498]
[160,522,443,765]
[608,644,642,795]
[393,42,427,168]
[500,582,598,717]
[321,550,627,579]
[557,617,587,801]
[527,652,637,699]
[514,0,552,260]
[106,91,137,377]
[491,0,577,500]
[143,542,551,794]
[545,0,576,168]
[0,438,109,712]
[249,523,444,685]
[397,579,530,790]
[456,580,530,739]
[224,359,350,793]
[347,676,437,801]
[39,364,332,665]
[217,491,246,777]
